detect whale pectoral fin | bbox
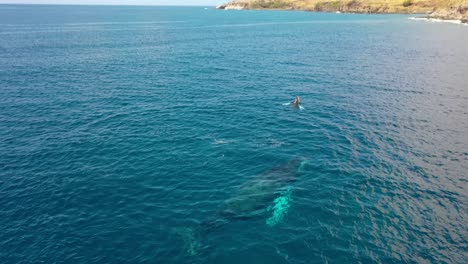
[266,186,293,227]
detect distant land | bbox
[216,0,468,23]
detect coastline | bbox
[216,1,468,24]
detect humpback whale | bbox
[177,157,307,255]
[218,157,305,220]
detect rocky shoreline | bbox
[216,1,468,24]
[429,4,468,23]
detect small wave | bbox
[0,21,186,27]
[409,17,467,25]
[197,20,363,29]
[0,28,153,35]
[213,139,228,145]
[269,139,285,148]
[63,21,187,26]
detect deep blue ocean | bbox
[1,5,467,264]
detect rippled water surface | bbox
[1,5,467,264]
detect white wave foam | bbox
[213,139,228,145]
[269,139,285,147]
[409,17,467,25]
[282,102,305,110]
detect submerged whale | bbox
[177,157,307,255]
[218,157,305,220]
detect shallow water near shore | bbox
[1,5,467,264]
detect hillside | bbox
[217,0,468,22]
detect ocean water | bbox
[0,5,467,264]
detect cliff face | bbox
[217,0,468,22]
[430,3,468,23]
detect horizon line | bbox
[0,3,216,7]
